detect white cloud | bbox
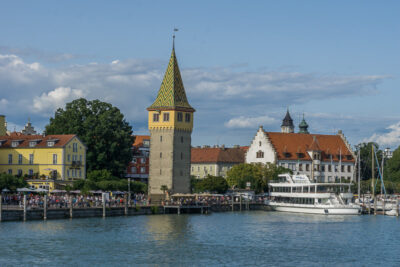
[367,122,400,148]
[33,87,84,114]
[225,115,276,128]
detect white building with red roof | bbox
[246,113,356,182]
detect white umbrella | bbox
[35,188,48,193]
[2,188,10,192]
[17,188,34,192]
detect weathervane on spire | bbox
[173,28,178,49]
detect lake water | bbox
[0,211,399,266]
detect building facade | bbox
[147,40,195,199]
[126,135,150,183]
[191,146,247,178]
[246,126,355,182]
[0,132,86,190]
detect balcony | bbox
[71,161,82,169]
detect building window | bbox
[11,141,19,147]
[181,136,184,143]
[259,141,262,146]
[256,150,264,158]
[306,164,310,171]
[141,158,146,164]
[321,165,325,172]
[79,170,82,177]
[18,154,22,164]
[140,167,146,173]
[8,169,12,175]
[160,135,162,142]
[47,141,55,147]
[160,152,162,158]
[68,154,71,161]
[328,165,332,172]
[73,143,78,152]
[341,165,344,172]
[53,154,58,164]
[160,169,162,175]
[299,164,303,171]
[210,166,213,171]
[185,113,191,122]
[29,154,34,164]
[198,167,200,171]
[347,165,351,172]
[132,158,137,163]
[177,112,183,122]
[131,167,137,174]
[8,154,12,164]
[29,169,33,176]
[334,165,338,172]
[17,169,22,176]
[180,152,183,160]
[191,167,194,172]
[163,112,170,122]
[67,170,70,177]
[153,113,160,122]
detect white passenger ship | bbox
[267,174,360,215]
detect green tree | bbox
[192,175,229,194]
[386,146,400,182]
[45,98,134,177]
[355,142,383,180]
[226,163,291,193]
[0,173,27,191]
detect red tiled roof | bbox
[0,133,78,148]
[265,132,354,162]
[132,135,150,147]
[191,147,245,163]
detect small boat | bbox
[267,173,361,215]
[385,209,397,216]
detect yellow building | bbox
[0,132,86,190]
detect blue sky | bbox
[0,1,399,149]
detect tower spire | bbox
[173,28,178,51]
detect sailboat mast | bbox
[358,149,361,199]
[371,144,375,198]
[381,153,385,196]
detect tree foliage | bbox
[0,173,27,191]
[72,169,147,193]
[386,146,400,182]
[355,142,383,180]
[191,175,229,194]
[226,163,292,193]
[45,98,134,177]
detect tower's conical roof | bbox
[148,44,194,111]
[281,109,294,127]
[298,114,309,134]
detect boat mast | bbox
[358,149,361,200]
[381,152,384,196]
[371,144,374,198]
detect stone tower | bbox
[147,39,195,200]
[298,114,309,134]
[281,109,294,133]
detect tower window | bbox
[185,113,191,122]
[163,112,170,122]
[153,113,159,122]
[181,136,184,143]
[160,169,162,175]
[160,135,162,142]
[177,112,183,122]
[160,152,162,158]
[180,152,183,160]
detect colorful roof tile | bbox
[148,46,194,111]
[0,133,82,148]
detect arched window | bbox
[256,150,264,158]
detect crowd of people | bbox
[0,193,149,209]
[1,192,265,209]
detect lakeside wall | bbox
[0,203,270,222]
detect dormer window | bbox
[11,141,20,147]
[47,141,55,147]
[29,141,36,147]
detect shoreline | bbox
[0,203,270,222]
